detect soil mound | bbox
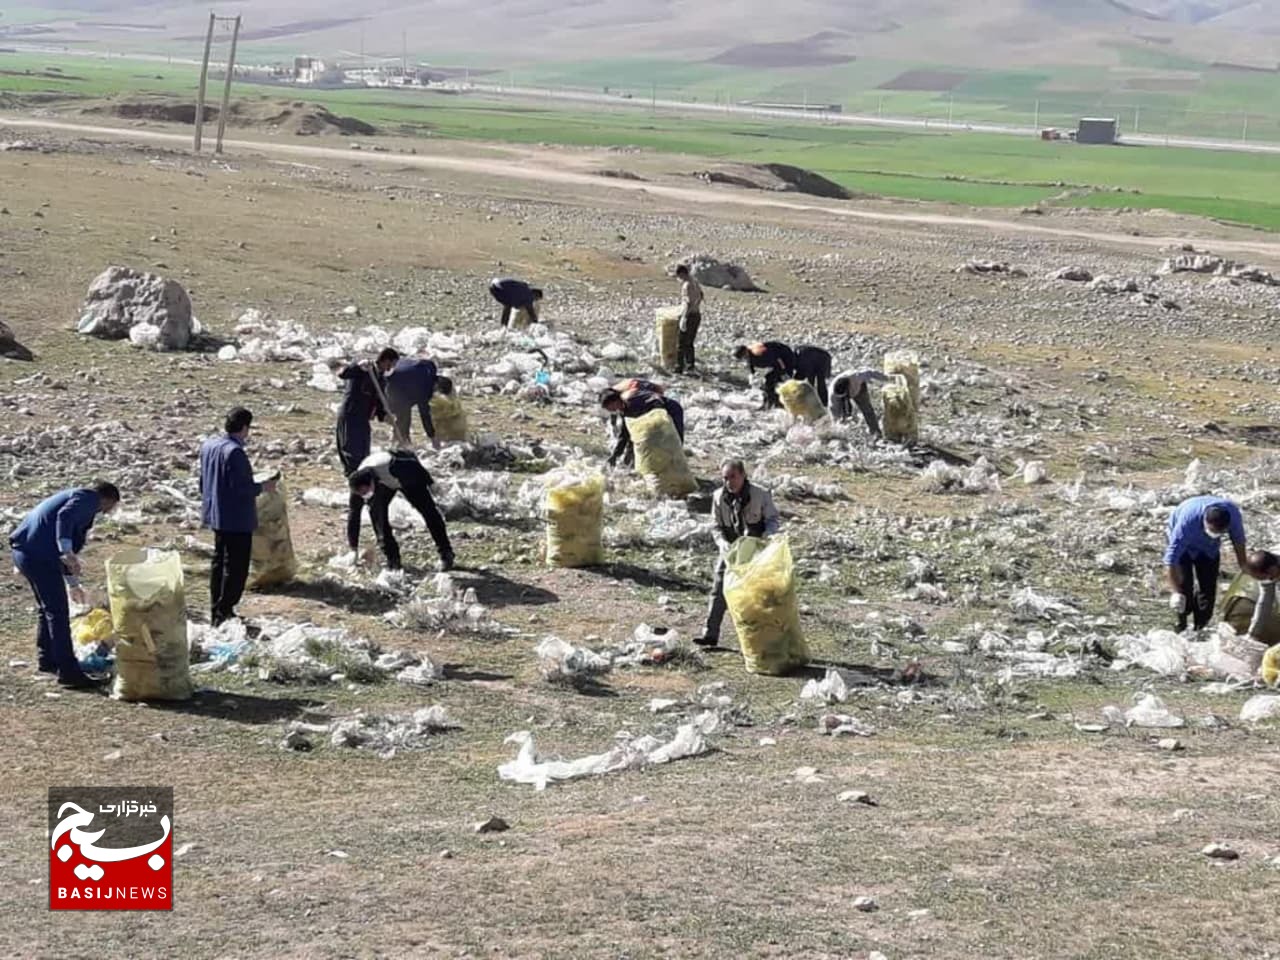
[85,97,376,136]
[692,163,853,200]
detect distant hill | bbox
[2,0,1277,70]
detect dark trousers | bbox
[703,556,729,640]
[369,481,453,570]
[807,373,830,408]
[833,384,881,436]
[796,351,833,407]
[676,313,701,373]
[12,549,79,679]
[1177,553,1220,631]
[211,531,253,626]
[763,370,785,409]
[337,418,371,551]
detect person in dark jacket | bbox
[349,450,454,573]
[793,345,834,407]
[489,277,544,328]
[694,460,781,648]
[199,408,277,626]
[331,348,399,560]
[9,480,120,688]
[600,381,685,468]
[733,342,796,410]
[385,357,454,447]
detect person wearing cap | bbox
[384,356,452,447]
[199,407,277,626]
[1164,495,1248,632]
[829,368,890,437]
[599,380,685,469]
[331,348,399,562]
[694,459,781,648]
[489,277,544,328]
[1243,550,1280,645]
[9,480,120,688]
[733,342,796,410]
[348,450,454,573]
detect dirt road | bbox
[4,115,1280,263]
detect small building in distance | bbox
[1076,117,1118,145]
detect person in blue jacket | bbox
[331,347,400,560]
[9,480,120,688]
[385,356,453,447]
[199,408,277,626]
[1164,495,1249,632]
[489,277,544,328]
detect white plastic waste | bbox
[800,668,850,705]
[817,713,876,737]
[536,636,613,683]
[1123,693,1185,729]
[498,713,720,790]
[1239,695,1280,724]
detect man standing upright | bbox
[199,407,276,626]
[695,459,781,648]
[1164,495,1248,632]
[489,277,544,328]
[674,264,704,375]
[9,480,120,688]
[333,348,399,562]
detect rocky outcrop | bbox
[77,266,199,351]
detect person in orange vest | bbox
[599,379,684,468]
[733,342,796,409]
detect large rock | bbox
[77,266,198,351]
[0,319,34,361]
[677,255,763,292]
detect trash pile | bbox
[386,573,504,638]
[281,706,458,759]
[536,624,698,685]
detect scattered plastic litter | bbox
[1010,587,1078,622]
[498,712,720,790]
[311,706,459,758]
[817,714,877,737]
[800,668,850,704]
[1240,695,1280,724]
[1122,693,1185,729]
[537,636,613,684]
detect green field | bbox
[3,50,1280,230]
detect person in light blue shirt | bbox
[8,481,119,688]
[1163,495,1248,632]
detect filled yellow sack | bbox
[777,379,827,422]
[1263,644,1280,686]
[654,307,681,369]
[512,306,535,330]
[882,375,918,444]
[723,535,809,676]
[72,608,115,646]
[106,549,192,702]
[545,470,605,568]
[1221,574,1280,647]
[629,408,697,498]
[884,350,921,410]
[250,475,297,590]
[430,392,469,443]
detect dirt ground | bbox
[1,122,1279,960]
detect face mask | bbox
[1204,523,1224,540]
[360,490,374,503]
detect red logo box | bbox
[48,787,174,911]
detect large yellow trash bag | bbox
[250,475,297,590]
[777,379,827,422]
[1221,574,1280,647]
[545,469,605,568]
[106,549,193,702]
[654,307,681,369]
[72,608,114,646]
[724,536,809,676]
[1263,645,1280,686]
[629,408,697,498]
[884,350,921,410]
[882,375,918,443]
[511,306,535,330]
[430,392,469,443]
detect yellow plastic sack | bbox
[106,549,192,702]
[882,375,918,444]
[250,476,297,590]
[72,608,115,646]
[654,307,681,369]
[629,408,697,498]
[1263,645,1280,686]
[545,470,605,568]
[723,535,809,676]
[511,306,535,330]
[1221,574,1280,647]
[777,379,827,422]
[884,350,921,410]
[430,392,469,443]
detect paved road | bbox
[470,83,1280,156]
[4,115,1280,262]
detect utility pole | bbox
[402,29,408,82]
[651,81,657,114]
[193,12,216,152]
[1134,105,1140,134]
[947,93,954,128]
[1242,112,1249,142]
[214,14,241,154]
[1033,99,1039,130]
